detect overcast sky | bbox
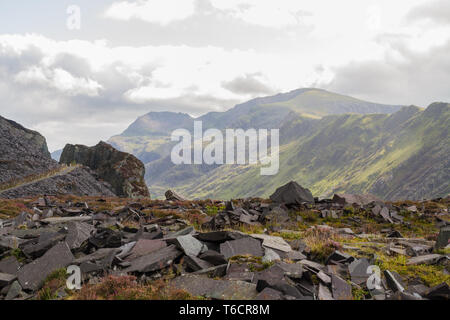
[1,0,449,151]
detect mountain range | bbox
[106,88,449,201]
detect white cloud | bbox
[15,67,102,96]
[105,0,196,25]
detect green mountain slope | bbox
[107,88,448,201]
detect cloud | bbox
[105,0,196,25]
[323,39,450,106]
[222,73,274,95]
[406,0,450,25]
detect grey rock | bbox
[170,274,258,300]
[348,258,371,285]
[331,274,352,300]
[170,234,207,257]
[17,242,74,291]
[254,287,283,300]
[66,222,95,250]
[184,255,214,271]
[384,270,405,292]
[196,231,246,242]
[270,181,314,205]
[251,234,292,252]
[0,273,17,288]
[0,256,21,275]
[124,239,166,261]
[407,254,444,266]
[199,250,228,266]
[262,248,281,263]
[436,226,450,249]
[318,283,334,300]
[220,237,264,259]
[124,245,182,273]
[5,280,22,300]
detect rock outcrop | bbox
[270,181,315,205]
[0,115,59,184]
[60,141,150,198]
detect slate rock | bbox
[170,275,258,300]
[66,222,95,250]
[270,181,314,205]
[17,242,74,291]
[184,255,214,272]
[436,226,450,249]
[125,245,182,273]
[251,234,292,252]
[254,287,283,300]
[0,273,17,288]
[5,280,22,300]
[348,258,371,285]
[89,228,122,248]
[0,257,20,275]
[331,274,352,300]
[124,239,167,262]
[199,250,228,266]
[170,234,207,257]
[165,190,186,201]
[262,248,281,263]
[220,237,264,259]
[318,283,334,300]
[424,282,450,300]
[406,254,444,266]
[384,270,406,292]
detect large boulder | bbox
[60,141,149,198]
[270,181,314,205]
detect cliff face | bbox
[60,141,150,198]
[0,115,59,184]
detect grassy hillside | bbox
[107,89,448,201]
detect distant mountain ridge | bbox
[104,88,449,201]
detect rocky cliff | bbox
[0,115,58,184]
[60,141,150,198]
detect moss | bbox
[352,287,369,300]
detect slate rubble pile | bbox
[0,182,448,300]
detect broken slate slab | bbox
[262,248,281,263]
[66,222,95,250]
[0,273,17,288]
[255,287,283,300]
[0,256,21,275]
[17,242,74,291]
[124,239,167,262]
[199,250,228,266]
[406,254,444,266]
[318,283,334,300]
[220,237,264,259]
[251,234,292,252]
[348,258,371,285]
[435,226,450,249]
[331,274,352,300]
[170,275,258,300]
[184,255,214,272]
[124,245,182,273]
[41,216,93,224]
[169,234,207,257]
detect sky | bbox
[0,0,450,151]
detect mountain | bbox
[108,89,448,201]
